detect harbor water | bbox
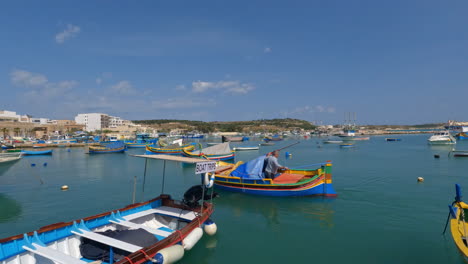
[1,134,467,263]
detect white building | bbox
[75,113,111,132]
[0,110,31,122]
[30,118,57,125]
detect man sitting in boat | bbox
[263,150,288,180]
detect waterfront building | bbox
[0,110,31,122]
[75,113,111,132]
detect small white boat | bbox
[428,131,456,144]
[0,152,22,164]
[323,140,343,144]
[233,146,260,151]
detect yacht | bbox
[428,130,456,144]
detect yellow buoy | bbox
[61,185,69,190]
[417,177,424,182]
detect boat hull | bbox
[214,162,336,197]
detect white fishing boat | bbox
[428,130,456,145]
[233,146,259,151]
[323,140,344,144]
[0,152,22,164]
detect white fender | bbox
[204,220,217,236]
[204,172,214,188]
[183,227,203,250]
[154,245,184,264]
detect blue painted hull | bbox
[22,150,53,155]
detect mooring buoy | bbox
[61,185,69,190]
[417,177,424,182]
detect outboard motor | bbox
[182,185,219,209]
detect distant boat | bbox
[353,137,370,141]
[88,141,126,154]
[385,138,401,142]
[32,144,47,148]
[449,150,468,157]
[221,136,245,142]
[146,142,196,156]
[182,142,235,161]
[263,135,283,142]
[428,131,456,145]
[340,143,354,148]
[456,132,468,140]
[233,146,260,151]
[0,152,22,163]
[22,149,53,155]
[323,140,343,144]
[260,142,275,146]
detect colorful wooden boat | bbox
[213,155,336,197]
[32,144,48,148]
[340,143,354,148]
[0,194,215,264]
[6,149,22,152]
[21,149,53,155]
[124,142,148,148]
[447,184,468,262]
[182,143,235,161]
[88,142,126,154]
[263,135,283,142]
[456,132,468,140]
[146,143,196,156]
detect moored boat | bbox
[221,136,246,142]
[21,149,53,155]
[88,141,126,154]
[0,154,218,264]
[233,146,260,151]
[449,150,468,157]
[323,140,343,144]
[385,138,401,141]
[182,142,235,161]
[428,130,456,145]
[447,184,468,262]
[213,155,336,197]
[0,152,23,163]
[146,143,196,156]
[456,132,468,140]
[32,143,47,148]
[340,143,354,148]
[260,142,275,146]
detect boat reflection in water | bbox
[214,192,335,229]
[0,193,22,223]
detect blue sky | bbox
[1,0,468,125]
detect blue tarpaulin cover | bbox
[230,155,266,179]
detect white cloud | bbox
[110,81,135,94]
[315,105,335,113]
[191,80,255,95]
[55,24,81,44]
[10,69,78,99]
[96,78,102,85]
[264,47,272,53]
[10,70,48,87]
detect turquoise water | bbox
[1,134,468,263]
